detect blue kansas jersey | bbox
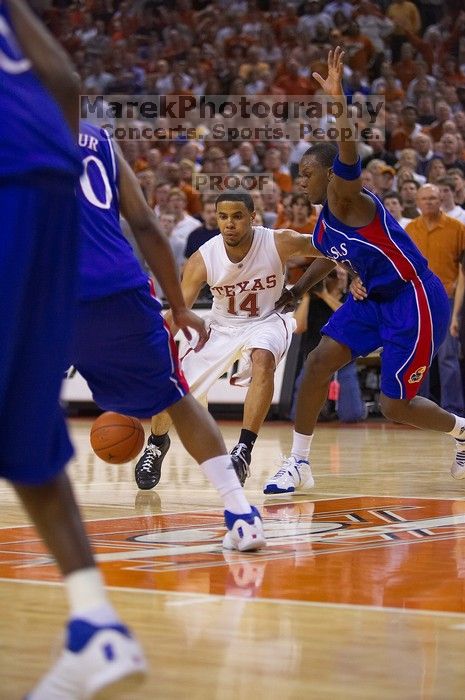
[311,189,450,401]
[77,122,149,300]
[312,189,429,299]
[0,2,80,179]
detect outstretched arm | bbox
[312,47,375,226]
[275,258,337,311]
[274,228,327,262]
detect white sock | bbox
[291,430,313,461]
[200,455,252,514]
[448,414,465,440]
[65,567,118,625]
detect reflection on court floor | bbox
[1,496,465,613]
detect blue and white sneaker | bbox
[263,456,314,494]
[223,506,266,551]
[451,438,465,479]
[26,620,147,699]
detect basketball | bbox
[90,412,145,464]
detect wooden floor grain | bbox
[1,419,465,700]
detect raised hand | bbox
[312,46,345,97]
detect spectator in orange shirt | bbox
[272,3,298,41]
[424,100,454,144]
[387,0,421,61]
[274,192,293,229]
[341,20,375,77]
[442,56,465,88]
[406,184,465,413]
[239,46,270,81]
[392,42,417,90]
[273,60,314,96]
[279,193,319,283]
[161,162,201,217]
[264,148,293,194]
[179,159,202,216]
[389,104,424,155]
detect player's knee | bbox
[251,349,276,374]
[305,346,337,380]
[379,395,404,422]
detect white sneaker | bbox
[451,438,465,479]
[263,456,314,494]
[223,506,266,552]
[27,620,147,699]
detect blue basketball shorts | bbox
[71,284,189,418]
[0,177,79,485]
[322,271,450,400]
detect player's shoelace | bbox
[139,444,161,472]
[272,457,294,480]
[231,444,251,480]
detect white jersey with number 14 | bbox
[199,226,285,325]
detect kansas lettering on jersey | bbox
[77,122,148,300]
[199,226,285,324]
[312,189,429,299]
[0,2,80,179]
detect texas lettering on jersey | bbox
[210,274,277,297]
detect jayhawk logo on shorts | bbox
[408,366,427,384]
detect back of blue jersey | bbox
[0,2,80,180]
[77,122,148,300]
[312,190,429,299]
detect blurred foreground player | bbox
[71,121,265,552]
[266,48,465,494]
[0,1,146,698]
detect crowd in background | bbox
[45,0,465,415]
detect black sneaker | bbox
[230,442,252,486]
[135,435,170,490]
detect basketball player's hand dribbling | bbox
[350,276,367,301]
[171,308,208,351]
[275,287,300,312]
[312,46,345,96]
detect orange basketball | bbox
[90,412,145,464]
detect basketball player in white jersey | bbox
[135,191,329,489]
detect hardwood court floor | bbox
[1,419,465,699]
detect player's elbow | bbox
[130,213,162,241]
[48,66,80,100]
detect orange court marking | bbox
[1,496,465,613]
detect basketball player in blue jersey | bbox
[0,2,147,698]
[71,120,265,549]
[264,47,465,494]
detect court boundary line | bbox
[1,576,464,619]
[1,492,464,531]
